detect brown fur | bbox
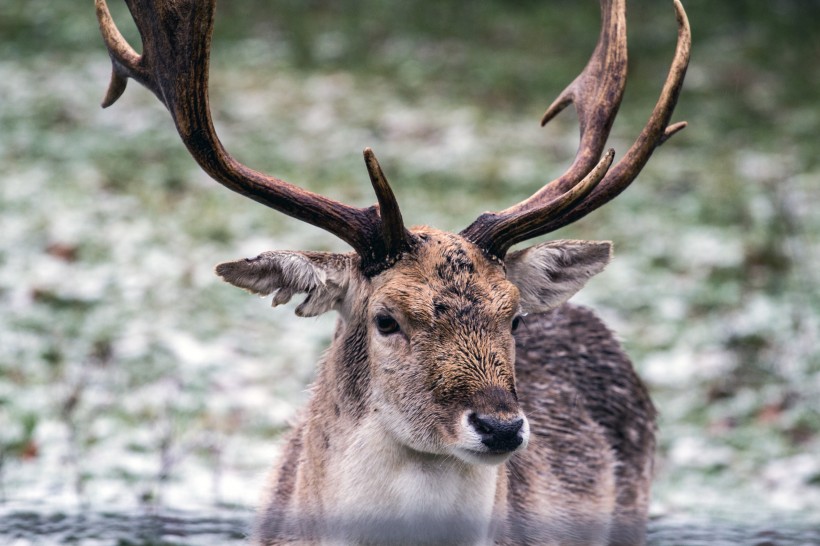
[218,228,655,545]
[507,305,655,545]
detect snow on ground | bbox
[1,19,818,534]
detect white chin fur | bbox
[452,447,516,466]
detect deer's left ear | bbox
[505,240,612,313]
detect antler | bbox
[95,0,413,276]
[461,0,691,260]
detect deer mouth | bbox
[453,447,519,466]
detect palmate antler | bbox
[95,0,413,275]
[96,0,690,271]
[461,0,691,260]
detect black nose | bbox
[468,413,524,453]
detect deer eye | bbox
[375,313,401,335]
[511,315,524,333]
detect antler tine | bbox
[95,0,413,276]
[363,148,409,268]
[461,0,628,259]
[462,0,690,261]
[96,0,149,107]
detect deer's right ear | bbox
[215,251,352,317]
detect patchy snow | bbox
[1,29,818,538]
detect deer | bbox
[95,0,690,544]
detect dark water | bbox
[1,509,818,545]
[0,509,250,545]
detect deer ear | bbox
[215,251,352,317]
[505,240,612,312]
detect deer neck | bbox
[305,407,502,544]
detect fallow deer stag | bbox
[96,0,690,543]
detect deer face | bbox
[217,227,612,466]
[366,230,525,465]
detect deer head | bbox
[96,0,689,464]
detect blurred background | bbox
[1,0,819,541]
